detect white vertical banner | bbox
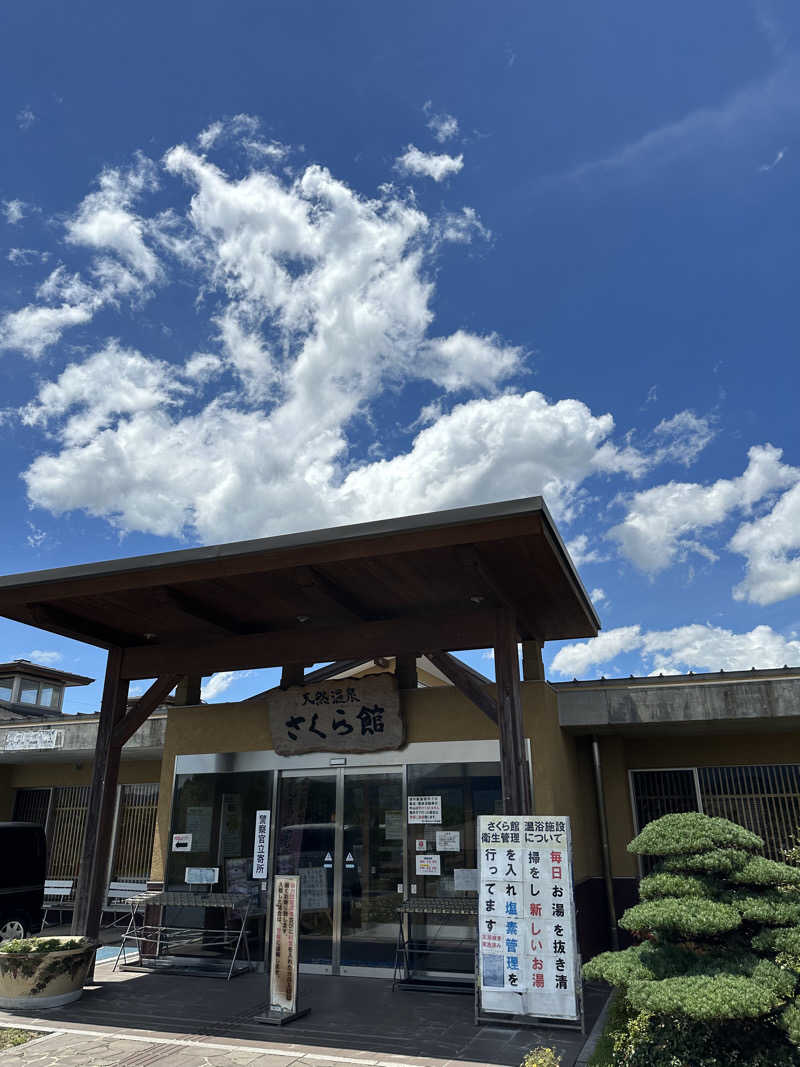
[252,809,271,880]
[477,815,580,1022]
[269,875,300,1014]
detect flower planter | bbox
[0,938,97,1009]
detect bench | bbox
[42,880,74,927]
[102,881,149,928]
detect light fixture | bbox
[296,615,311,623]
[469,595,485,605]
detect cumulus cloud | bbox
[10,125,670,546]
[551,623,800,678]
[3,200,26,224]
[396,145,464,181]
[24,650,63,666]
[201,671,238,701]
[652,410,716,467]
[566,534,608,567]
[609,444,800,574]
[0,303,97,359]
[730,481,800,604]
[426,109,459,143]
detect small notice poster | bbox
[416,853,441,875]
[252,810,271,880]
[415,838,427,851]
[477,815,579,1023]
[436,830,460,852]
[384,810,403,840]
[270,875,300,1013]
[408,795,442,824]
[172,833,192,852]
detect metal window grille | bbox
[699,764,800,861]
[629,769,700,873]
[48,786,90,879]
[111,783,159,881]
[12,787,51,827]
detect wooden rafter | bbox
[111,672,183,747]
[425,649,498,724]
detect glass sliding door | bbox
[340,769,403,973]
[275,766,403,975]
[275,772,337,971]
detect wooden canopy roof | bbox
[0,497,599,681]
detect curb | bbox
[574,993,612,1066]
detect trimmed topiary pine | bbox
[584,813,800,1065]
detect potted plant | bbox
[0,936,97,1009]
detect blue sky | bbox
[2,0,800,713]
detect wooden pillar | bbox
[395,654,418,690]
[521,640,545,682]
[174,674,202,705]
[494,609,532,815]
[72,647,129,940]
[280,663,305,689]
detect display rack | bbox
[114,891,253,980]
[393,897,479,994]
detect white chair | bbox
[42,880,74,928]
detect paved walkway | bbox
[0,961,605,1066]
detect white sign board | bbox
[436,830,460,852]
[270,875,300,1014]
[416,853,441,876]
[408,795,442,824]
[299,867,329,911]
[477,815,579,1022]
[172,833,192,852]
[252,810,271,880]
[2,728,64,751]
[185,866,219,884]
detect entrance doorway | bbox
[275,767,403,976]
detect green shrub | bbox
[520,1047,561,1067]
[585,812,800,1065]
[0,936,91,955]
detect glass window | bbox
[38,685,60,709]
[19,681,39,704]
[405,761,501,976]
[167,769,274,892]
[0,677,13,701]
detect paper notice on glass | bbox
[416,853,441,875]
[384,810,403,840]
[172,833,192,852]
[436,830,460,851]
[454,868,479,891]
[408,795,442,824]
[186,806,213,852]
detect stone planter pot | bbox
[0,939,97,1009]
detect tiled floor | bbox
[0,963,607,1067]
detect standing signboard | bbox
[477,815,581,1026]
[255,874,309,1025]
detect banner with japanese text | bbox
[269,875,300,1014]
[477,815,579,1021]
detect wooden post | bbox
[72,647,129,940]
[395,654,418,690]
[174,674,202,705]
[494,609,532,815]
[280,663,305,689]
[521,640,545,681]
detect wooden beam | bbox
[29,603,143,649]
[295,566,373,620]
[119,606,497,680]
[425,650,497,724]
[72,648,129,941]
[174,675,202,705]
[395,653,418,691]
[157,585,251,634]
[457,546,545,643]
[522,640,545,681]
[494,608,532,814]
[111,673,182,748]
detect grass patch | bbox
[588,992,631,1067]
[0,1028,41,1050]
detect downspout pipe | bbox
[591,735,619,951]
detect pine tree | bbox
[584,812,800,1065]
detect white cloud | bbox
[426,110,459,143]
[17,107,36,130]
[24,650,63,666]
[395,145,464,182]
[0,303,96,359]
[566,534,608,567]
[201,671,237,700]
[13,128,651,544]
[4,200,26,224]
[652,410,715,467]
[551,623,800,678]
[590,587,607,604]
[197,121,224,150]
[609,444,800,573]
[8,248,50,266]
[730,481,800,604]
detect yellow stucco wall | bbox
[0,760,163,821]
[149,681,600,884]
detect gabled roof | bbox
[0,660,93,687]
